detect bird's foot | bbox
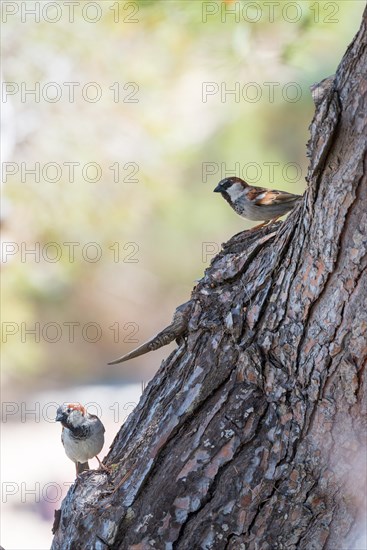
[249,217,282,231]
[96,456,112,474]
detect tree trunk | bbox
[52,9,367,550]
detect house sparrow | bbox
[55,403,107,476]
[214,176,301,228]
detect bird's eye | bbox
[67,408,71,413]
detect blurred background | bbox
[1,1,365,548]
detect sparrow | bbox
[214,177,301,228]
[55,403,107,476]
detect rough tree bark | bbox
[52,10,367,550]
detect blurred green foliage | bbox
[2,0,364,392]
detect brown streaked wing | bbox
[245,186,269,202]
[251,189,299,205]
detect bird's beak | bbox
[56,411,64,422]
[213,184,223,193]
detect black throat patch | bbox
[67,422,91,440]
